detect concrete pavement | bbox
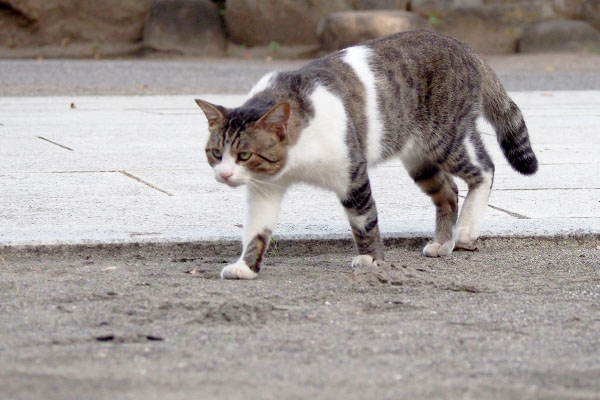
[2,53,600,96]
[1,91,599,247]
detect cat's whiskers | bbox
[247,180,272,198]
[248,177,284,189]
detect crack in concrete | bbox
[486,204,530,219]
[31,170,118,174]
[3,169,195,174]
[495,187,600,191]
[546,216,598,219]
[539,163,593,165]
[129,110,195,115]
[37,136,74,151]
[119,170,173,197]
[459,194,530,219]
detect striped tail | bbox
[480,64,538,175]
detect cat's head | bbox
[195,99,291,188]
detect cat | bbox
[195,30,537,280]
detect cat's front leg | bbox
[220,184,284,280]
[340,173,384,268]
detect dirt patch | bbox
[1,236,599,399]
[190,299,282,325]
[352,260,422,286]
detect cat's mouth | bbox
[215,175,245,188]
[223,180,244,188]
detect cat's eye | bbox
[212,149,222,159]
[238,151,252,161]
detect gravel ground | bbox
[1,237,599,399]
[2,52,599,399]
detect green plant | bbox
[269,41,281,53]
[267,237,280,257]
[427,14,442,26]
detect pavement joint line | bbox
[539,163,593,165]
[37,136,74,151]
[125,108,193,111]
[459,194,530,220]
[132,110,195,115]
[4,170,120,174]
[495,187,600,191]
[549,216,596,219]
[119,170,174,197]
[486,204,530,220]
[40,170,119,174]
[1,169,195,174]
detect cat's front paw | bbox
[423,240,455,257]
[220,261,258,280]
[456,226,478,247]
[351,254,379,268]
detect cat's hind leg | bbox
[456,172,493,246]
[340,165,384,267]
[410,164,459,257]
[452,132,495,247]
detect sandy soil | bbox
[1,236,599,399]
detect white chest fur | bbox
[279,84,351,197]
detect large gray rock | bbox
[582,0,600,30]
[5,0,151,43]
[354,0,409,10]
[225,0,353,46]
[143,0,226,56]
[410,0,483,17]
[438,3,547,53]
[411,1,556,22]
[551,0,586,19]
[0,4,39,47]
[519,19,600,52]
[226,43,320,59]
[318,10,429,51]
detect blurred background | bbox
[2,0,599,95]
[1,0,599,59]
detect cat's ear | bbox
[255,102,290,140]
[195,99,226,128]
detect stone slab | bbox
[0,91,598,246]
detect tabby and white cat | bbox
[195,30,537,280]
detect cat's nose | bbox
[219,171,233,181]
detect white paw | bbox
[220,260,258,280]
[352,254,378,268]
[456,226,478,246]
[423,240,455,257]
[423,242,441,257]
